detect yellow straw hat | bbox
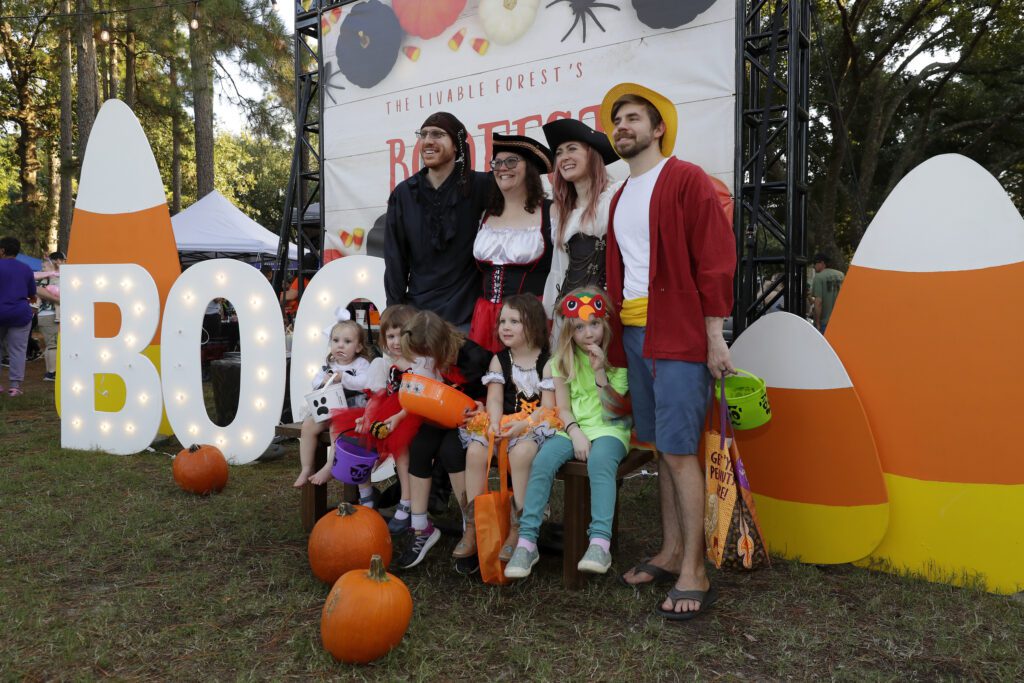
[600,82,678,158]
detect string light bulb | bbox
[190,2,200,30]
[99,27,111,43]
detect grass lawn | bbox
[2,366,1023,681]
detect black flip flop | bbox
[617,558,679,587]
[656,583,718,621]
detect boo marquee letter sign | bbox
[60,255,387,464]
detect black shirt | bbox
[384,168,491,326]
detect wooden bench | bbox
[555,448,653,589]
[275,422,653,589]
[275,422,357,531]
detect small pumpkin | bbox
[308,502,392,584]
[477,0,541,45]
[321,554,413,664]
[392,0,466,39]
[172,444,229,495]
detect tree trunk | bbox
[189,21,215,198]
[75,0,99,162]
[48,148,61,252]
[108,34,119,101]
[170,60,182,214]
[98,38,109,101]
[124,20,136,108]
[15,113,43,243]
[58,0,75,251]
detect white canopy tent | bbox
[171,190,297,265]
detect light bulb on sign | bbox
[72,417,82,429]
[320,293,330,304]
[71,315,81,325]
[216,436,227,447]
[189,424,199,435]
[183,292,194,303]
[256,330,268,344]
[216,273,226,283]
[254,398,265,410]
[242,432,252,442]
[95,277,107,289]
[125,335,136,346]
[100,350,111,362]
[125,423,135,433]
[72,382,83,394]
[100,422,111,433]
[307,365,317,377]
[120,278,133,291]
[250,297,261,309]
[257,368,268,381]
[176,392,187,403]
[139,393,149,404]
[358,270,367,281]
[71,278,81,289]
[133,303,145,315]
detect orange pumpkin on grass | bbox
[172,444,229,495]
[308,502,393,584]
[321,555,413,664]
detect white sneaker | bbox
[504,546,539,579]
[577,544,612,574]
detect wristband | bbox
[565,421,579,433]
[595,379,608,389]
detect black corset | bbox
[558,233,606,298]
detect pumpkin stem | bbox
[336,501,357,517]
[188,444,201,453]
[503,0,517,10]
[358,30,370,49]
[367,554,389,582]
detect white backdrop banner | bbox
[322,0,735,260]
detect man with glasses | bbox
[384,112,491,330]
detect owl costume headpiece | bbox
[560,291,608,321]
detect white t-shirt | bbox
[613,158,668,300]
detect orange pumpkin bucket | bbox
[398,373,475,428]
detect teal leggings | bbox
[518,435,627,543]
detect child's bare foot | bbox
[293,469,313,488]
[309,464,333,486]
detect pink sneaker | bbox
[7,387,22,397]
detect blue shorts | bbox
[622,326,710,455]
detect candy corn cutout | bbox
[61,99,180,436]
[472,37,489,55]
[353,228,365,248]
[448,28,466,50]
[403,46,421,61]
[730,313,888,564]
[828,154,1024,594]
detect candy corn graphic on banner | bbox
[60,100,179,435]
[827,154,1024,594]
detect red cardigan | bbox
[605,157,736,365]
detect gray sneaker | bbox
[577,544,612,574]
[504,545,539,579]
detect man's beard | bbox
[421,146,455,168]
[614,131,654,159]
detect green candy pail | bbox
[714,369,771,430]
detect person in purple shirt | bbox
[0,236,41,396]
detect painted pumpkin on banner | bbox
[631,0,718,29]
[827,153,1024,594]
[308,502,393,584]
[478,0,541,45]
[336,0,404,88]
[321,555,413,664]
[392,0,465,39]
[729,313,888,564]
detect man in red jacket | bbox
[601,83,737,621]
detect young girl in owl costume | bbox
[504,287,632,579]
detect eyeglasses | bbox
[490,156,522,171]
[414,129,448,141]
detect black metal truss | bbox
[733,0,810,337]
